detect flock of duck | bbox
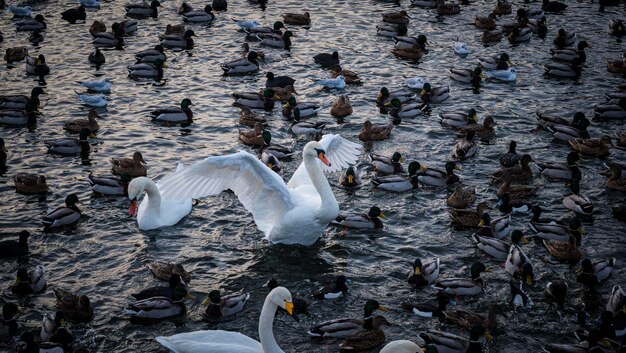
[0,0,626,350]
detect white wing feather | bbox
[157,151,293,235]
[156,330,262,353]
[287,134,361,189]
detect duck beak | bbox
[89,133,97,138]
[185,293,195,299]
[347,175,354,184]
[283,102,290,108]
[13,277,21,286]
[578,226,584,235]
[274,94,280,100]
[379,212,387,219]
[420,165,427,171]
[266,163,274,169]
[478,219,485,227]
[378,305,389,312]
[400,157,405,163]
[318,152,331,166]
[484,267,492,273]
[162,63,169,68]
[129,199,137,217]
[414,267,421,275]
[454,165,462,171]
[521,236,529,244]
[576,266,583,274]
[384,101,392,107]
[484,331,494,341]
[2,146,7,152]
[202,296,211,305]
[284,301,294,315]
[526,275,533,286]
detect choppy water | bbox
[1,0,625,351]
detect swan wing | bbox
[287,134,361,188]
[157,151,293,235]
[156,330,261,353]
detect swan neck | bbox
[259,296,283,353]
[143,179,161,211]
[303,153,337,215]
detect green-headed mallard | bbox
[12,265,46,295]
[537,151,579,181]
[407,257,440,287]
[450,67,483,88]
[243,21,286,36]
[0,303,19,339]
[421,325,493,353]
[239,122,264,146]
[553,28,575,48]
[372,161,424,192]
[338,316,390,351]
[529,205,564,226]
[150,98,193,125]
[313,275,349,300]
[44,129,92,155]
[579,258,615,282]
[359,120,393,141]
[606,163,626,191]
[545,58,582,79]
[41,311,73,343]
[203,289,250,319]
[569,135,613,158]
[125,0,160,17]
[0,100,38,126]
[563,178,593,217]
[238,106,267,127]
[290,110,325,135]
[221,51,259,75]
[111,151,146,177]
[88,173,131,196]
[233,88,278,111]
[402,293,451,318]
[148,261,191,283]
[478,53,511,70]
[505,249,534,285]
[132,274,186,300]
[0,87,45,110]
[420,83,449,104]
[182,4,214,22]
[135,44,166,64]
[536,111,586,132]
[452,131,477,159]
[497,175,539,200]
[16,14,46,31]
[419,161,461,187]
[93,22,124,47]
[508,27,532,43]
[282,96,319,119]
[259,130,294,159]
[492,154,533,181]
[282,12,310,25]
[64,110,99,134]
[333,206,385,229]
[532,215,582,244]
[43,194,81,229]
[609,19,626,37]
[331,95,353,117]
[545,279,568,309]
[340,166,361,187]
[258,31,294,49]
[331,65,362,85]
[475,13,496,30]
[444,304,501,331]
[447,186,476,209]
[472,229,527,260]
[159,29,195,50]
[497,192,532,214]
[128,59,167,78]
[308,300,387,338]
[393,34,429,51]
[376,87,414,106]
[262,151,281,171]
[440,108,478,127]
[433,262,490,296]
[499,141,520,167]
[0,231,30,258]
[61,5,86,24]
[386,98,426,119]
[551,41,590,64]
[607,285,624,316]
[448,201,489,228]
[371,152,404,174]
[14,174,48,195]
[126,286,188,323]
[53,288,93,323]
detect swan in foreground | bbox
[157,134,360,246]
[156,286,294,353]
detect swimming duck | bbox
[545,58,582,79]
[257,31,293,49]
[238,123,264,146]
[126,286,187,323]
[16,14,46,31]
[259,131,294,159]
[331,95,353,117]
[182,5,214,22]
[420,83,449,104]
[159,29,195,49]
[497,175,539,200]
[391,45,425,61]
[265,72,295,88]
[0,303,18,339]
[578,258,615,282]
[233,89,278,111]
[25,54,50,81]
[41,311,72,343]
[93,23,124,47]
[266,85,297,103]
[89,20,106,35]
[607,285,625,316]
[407,257,440,287]
[12,265,46,295]
[595,97,626,120]
[529,205,564,226]
[445,304,501,332]
[315,76,346,89]
[563,180,592,218]
[359,120,393,141]
[371,152,404,174]
[544,231,582,262]
[609,19,625,37]
[61,5,86,24]
[382,10,410,24]
[493,0,512,14]
[308,300,387,338]
[480,212,511,239]
[452,131,477,159]
[128,59,167,79]
[14,174,49,195]
[8,5,32,17]
[492,154,533,182]
[64,110,99,134]
[0,87,46,110]
[528,16,548,37]
[547,119,591,142]
[433,262,490,296]
[53,288,93,323]
[377,23,407,38]
[531,215,582,244]
[331,65,362,85]
[411,0,436,8]
[403,294,452,319]
[553,28,576,49]
[0,231,30,258]
[505,246,534,285]
[606,163,626,191]
[498,192,532,214]
[261,152,281,173]
[313,275,349,299]
[376,87,415,106]
[419,161,461,187]
[135,45,166,63]
[339,166,361,187]
[132,274,187,300]
[44,128,92,155]
[43,194,81,229]
[546,279,568,308]
[282,97,319,119]
[150,98,193,125]
[120,19,139,34]
[551,41,591,64]
[508,27,532,43]
[289,110,325,135]
[77,92,107,107]
[313,51,339,67]
[450,67,483,87]
[373,161,424,192]
[536,111,588,131]
[238,106,267,127]
[338,316,390,352]
[88,48,105,66]
[435,0,461,15]
[165,24,186,35]
[569,135,612,158]
[393,34,429,51]
[333,206,385,229]
[4,47,28,63]
[537,151,579,181]
[448,201,490,228]
[440,108,478,128]
[475,13,497,30]
[178,2,194,14]
[203,289,250,319]
[447,186,476,209]
[111,151,147,177]
[243,21,286,36]
[478,53,511,70]
[473,212,494,237]
[421,325,493,353]
[88,173,131,196]
[543,0,567,12]
[460,116,495,139]
[148,261,191,283]
[282,12,310,25]
[222,51,259,75]
[472,229,527,260]
[125,0,161,18]
[0,101,38,126]
[482,29,502,43]
[617,131,626,147]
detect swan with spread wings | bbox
[131,134,360,245]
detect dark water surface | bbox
[1,0,625,351]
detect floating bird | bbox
[111,151,147,177]
[182,5,215,22]
[44,129,93,155]
[60,5,86,24]
[0,231,30,258]
[81,78,110,93]
[43,194,81,229]
[76,92,107,107]
[14,174,49,195]
[125,0,161,17]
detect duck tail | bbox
[87,173,96,187]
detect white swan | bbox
[380,340,423,353]
[157,134,360,245]
[128,176,192,230]
[156,286,294,353]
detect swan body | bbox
[128,175,192,230]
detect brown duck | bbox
[111,151,146,177]
[331,65,362,85]
[492,154,533,181]
[238,106,266,127]
[338,316,390,352]
[448,201,489,228]
[359,120,393,141]
[148,261,191,283]
[238,122,264,147]
[64,110,100,134]
[447,186,476,209]
[497,174,540,199]
[606,163,626,191]
[53,288,93,323]
[569,135,612,158]
[14,174,48,195]
[331,95,353,117]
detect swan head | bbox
[127,177,150,217]
[304,141,331,166]
[269,286,293,315]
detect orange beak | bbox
[318,152,331,166]
[129,199,137,217]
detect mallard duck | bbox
[331,95,353,117]
[111,151,146,177]
[393,34,429,51]
[182,4,214,22]
[510,281,533,308]
[359,120,393,141]
[595,97,626,120]
[25,54,50,81]
[265,71,295,88]
[233,88,278,111]
[419,161,461,187]
[528,16,548,37]
[617,131,626,147]
[132,274,186,301]
[508,27,532,43]
[0,231,30,258]
[64,110,99,134]
[339,166,361,187]
[545,279,568,308]
[259,130,294,159]
[308,300,387,337]
[88,48,105,66]
[331,65,362,85]
[43,194,81,229]
[474,213,494,237]
[376,87,415,106]
[290,110,325,135]
[447,186,476,209]
[150,98,193,125]
[377,23,407,38]
[135,45,166,63]
[12,265,46,295]
[448,201,489,228]
[505,246,534,285]
[478,53,511,70]
[460,116,496,139]
[179,2,193,14]
[386,98,426,119]
[159,29,195,50]
[551,41,590,64]
[334,206,385,230]
[579,258,615,282]
[493,0,512,14]
[440,108,478,127]
[283,12,310,25]
[53,288,93,323]
[478,212,511,239]
[492,154,533,181]
[543,0,567,12]
[125,0,160,17]
[545,58,582,79]
[20,331,71,353]
[4,47,29,63]
[211,0,226,11]
[553,28,576,49]
[548,239,580,263]
[89,20,106,35]
[435,0,460,15]
[497,175,539,200]
[529,205,563,225]
[338,316,390,352]
[282,97,319,119]
[238,106,267,127]
[126,287,187,323]
[373,161,424,192]
[531,215,582,244]
[607,285,625,315]
[433,262,489,296]
[257,31,294,49]
[44,129,92,155]
[92,23,124,47]
[238,123,264,146]
[450,67,483,87]
[313,275,349,300]
[445,304,501,331]
[203,289,250,319]
[267,85,297,103]
[41,311,73,344]
[88,173,131,196]
[472,229,527,260]
[609,19,626,37]
[371,152,404,174]
[421,325,493,353]
[243,21,286,36]
[420,83,449,104]
[16,14,46,31]
[0,303,18,339]
[537,152,579,181]
[382,10,410,24]
[148,261,191,283]
[475,13,496,30]
[569,135,612,158]
[403,293,451,318]
[547,121,591,142]
[221,52,259,75]
[482,30,502,43]
[407,257,440,287]
[128,59,167,79]
[498,192,532,214]
[452,131,477,159]
[0,87,45,110]
[313,51,339,67]
[120,19,139,35]
[536,111,587,131]
[391,45,425,61]
[14,174,48,195]
[606,163,626,191]
[411,0,436,8]
[61,5,86,24]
